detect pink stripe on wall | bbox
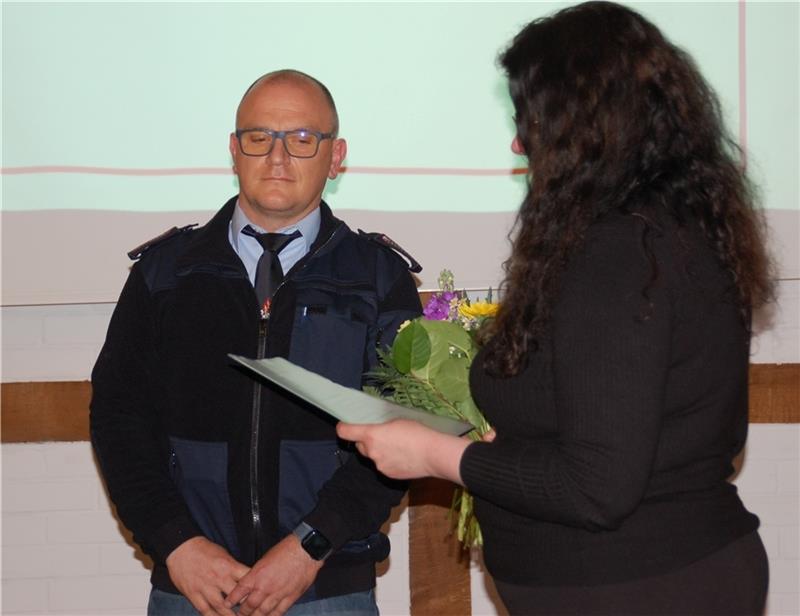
[0,166,233,176]
[341,166,528,176]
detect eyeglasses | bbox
[235,128,334,158]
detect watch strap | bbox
[292,521,314,541]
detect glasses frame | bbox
[235,128,335,159]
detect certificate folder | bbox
[229,354,474,437]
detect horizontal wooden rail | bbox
[2,364,797,444]
[748,363,800,422]
[2,380,92,442]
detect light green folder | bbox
[229,354,473,436]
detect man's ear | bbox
[328,138,347,179]
[229,133,239,172]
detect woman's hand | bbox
[336,419,470,484]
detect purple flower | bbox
[423,291,457,321]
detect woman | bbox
[338,2,773,614]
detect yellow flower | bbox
[459,301,499,319]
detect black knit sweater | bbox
[461,210,759,586]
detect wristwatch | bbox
[292,521,333,561]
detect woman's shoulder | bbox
[587,205,706,257]
[580,205,724,296]
[577,209,655,267]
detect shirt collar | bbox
[230,201,321,253]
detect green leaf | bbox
[392,321,431,374]
[455,398,490,434]
[411,320,473,381]
[433,356,471,403]
[419,320,473,354]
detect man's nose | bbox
[266,137,288,163]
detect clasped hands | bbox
[166,534,322,616]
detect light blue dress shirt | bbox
[228,203,321,286]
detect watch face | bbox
[302,529,332,560]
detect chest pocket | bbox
[288,283,377,389]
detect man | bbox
[90,70,422,616]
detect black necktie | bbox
[242,226,301,309]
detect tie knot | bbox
[243,226,301,255]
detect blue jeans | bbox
[147,587,379,616]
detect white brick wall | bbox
[752,280,800,365]
[1,304,115,382]
[1,280,798,383]
[1,443,153,615]
[737,426,800,616]
[1,286,798,616]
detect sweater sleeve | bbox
[461,216,671,531]
[303,268,423,549]
[90,266,202,562]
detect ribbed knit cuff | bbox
[460,440,538,506]
[302,506,351,552]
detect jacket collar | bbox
[307,200,346,257]
[175,196,346,276]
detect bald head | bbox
[236,69,339,136]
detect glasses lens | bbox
[285,131,319,158]
[240,130,273,155]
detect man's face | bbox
[229,77,347,231]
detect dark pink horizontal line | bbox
[341,166,527,176]
[1,166,233,176]
[1,165,527,177]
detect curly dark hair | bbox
[481,1,774,377]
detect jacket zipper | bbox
[249,316,268,556]
[248,222,344,558]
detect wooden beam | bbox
[409,478,472,615]
[2,364,796,444]
[1,380,91,442]
[748,363,800,423]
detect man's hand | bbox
[225,535,323,616]
[166,536,250,616]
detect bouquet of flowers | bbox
[366,270,497,548]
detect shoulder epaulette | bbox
[127,224,197,261]
[357,230,422,273]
